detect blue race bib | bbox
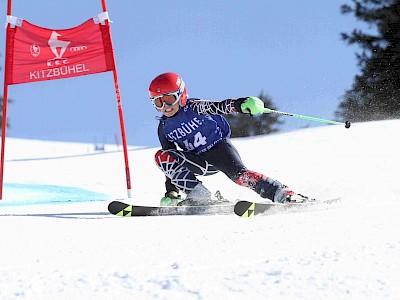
[162,104,231,154]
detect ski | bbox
[108,200,235,217]
[234,198,341,218]
[108,198,341,217]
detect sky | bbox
[1,0,365,147]
[0,120,399,298]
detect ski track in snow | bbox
[0,120,399,300]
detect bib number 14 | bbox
[183,132,207,150]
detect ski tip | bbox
[108,200,130,215]
[234,201,256,218]
[107,201,119,215]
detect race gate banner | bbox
[5,17,115,85]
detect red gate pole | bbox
[0,0,13,200]
[100,0,132,198]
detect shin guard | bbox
[154,149,200,194]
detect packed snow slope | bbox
[0,120,399,300]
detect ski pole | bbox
[263,108,351,128]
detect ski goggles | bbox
[150,91,180,109]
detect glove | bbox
[240,96,267,115]
[160,191,182,206]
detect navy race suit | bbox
[158,98,236,154]
[156,97,250,194]
[155,96,293,201]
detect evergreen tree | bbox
[336,0,400,122]
[225,92,282,138]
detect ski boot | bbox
[160,191,185,206]
[273,187,310,203]
[178,183,212,206]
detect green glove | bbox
[160,191,183,206]
[240,96,266,115]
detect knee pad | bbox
[155,150,199,193]
[155,149,176,168]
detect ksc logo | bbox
[30,43,40,57]
[48,31,70,59]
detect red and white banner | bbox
[1,3,132,200]
[5,18,115,85]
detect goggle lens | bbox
[152,93,179,109]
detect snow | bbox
[0,119,399,299]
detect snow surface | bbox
[0,120,399,300]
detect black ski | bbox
[108,200,235,217]
[234,198,341,218]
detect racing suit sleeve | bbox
[188,97,248,115]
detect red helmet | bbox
[149,72,188,107]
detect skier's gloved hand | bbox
[240,97,266,115]
[160,191,182,206]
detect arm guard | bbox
[189,98,247,115]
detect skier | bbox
[149,72,308,206]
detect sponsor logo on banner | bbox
[48,31,70,59]
[30,43,40,57]
[28,31,90,81]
